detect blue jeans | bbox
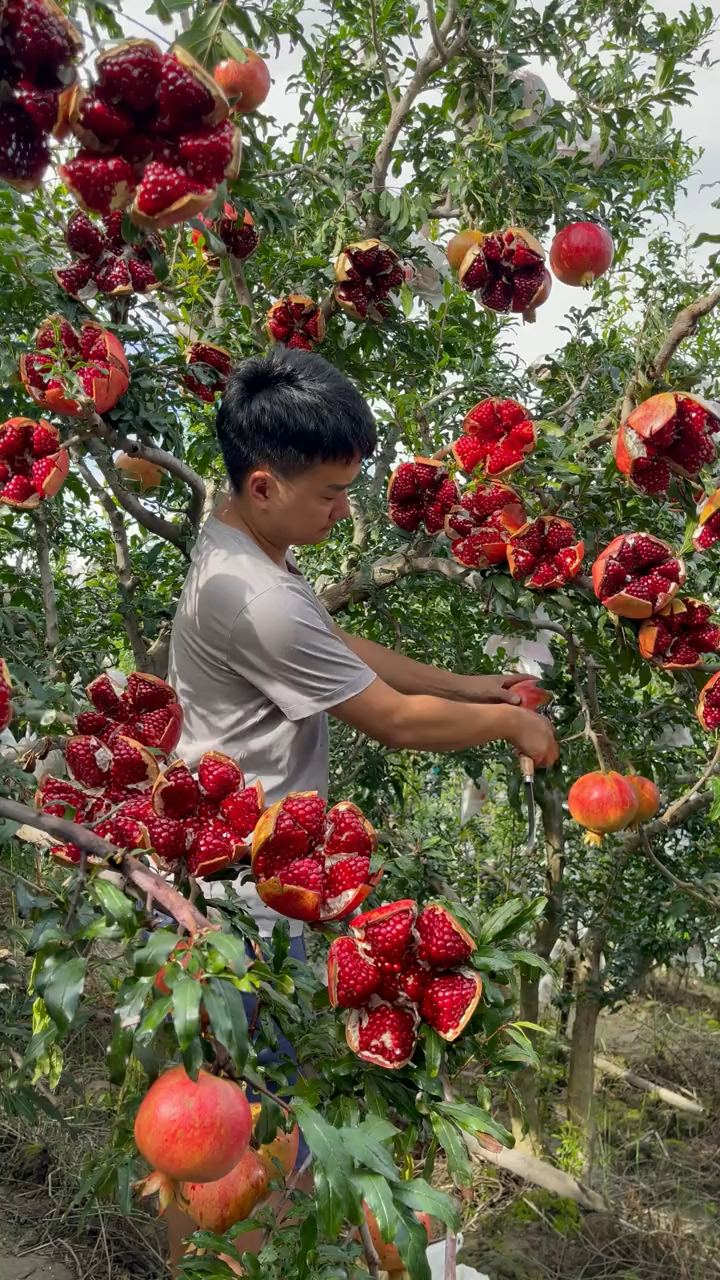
[243,934,310,1168]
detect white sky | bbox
[123,0,719,368]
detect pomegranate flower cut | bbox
[697,671,720,731]
[183,342,231,403]
[693,489,720,552]
[20,316,130,417]
[387,457,458,534]
[150,751,265,873]
[445,482,526,568]
[638,598,720,669]
[507,516,584,590]
[615,393,720,496]
[265,296,325,351]
[452,398,536,478]
[80,669,183,754]
[0,417,69,510]
[251,793,380,922]
[458,227,546,315]
[333,238,404,321]
[592,532,685,619]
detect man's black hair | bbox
[215,346,377,490]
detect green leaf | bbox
[429,1114,472,1187]
[421,1025,443,1078]
[355,1173,398,1242]
[133,930,180,976]
[400,282,414,317]
[341,1124,398,1182]
[394,1211,432,1280]
[434,1100,513,1147]
[292,1100,361,1237]
[36,956,87,1035]
[168,973,202,1050]
[92,879,138,932]
[253,1094,284,1148]
[393,1178,460,1230]
[479,895,547,944]
[202,976,248,1071]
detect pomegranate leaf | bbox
[168,970,203,1050]
[354,1172,398,1243]
[202,975,249,1071]
[434,1099,513,1147]
[429,1112,473,1187]
[34,954,87,1035]
[478,893,547,944]
[393,1177,460,1230]
[291,1098,362,1237]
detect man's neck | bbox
[214,494,290,567]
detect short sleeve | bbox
[227,582,376,721]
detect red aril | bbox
[458,226,546,313]
[345,1002,419,1069]
[452,397,536,479]
[638,597,720,669]
[615,393,720,496]
[265,295,325,351]
[327,935,380,1009]
[567,771,639,844]
[694,488,720,552]
[420,970,482,1040]
[592,533,684,619]
[415,904,476,968]
[387,457,458,535]
[134,1066,252,1182]
[697,671,720,731]
[507,516,584,589]
[333,238,404,321]
[549,221,614,286]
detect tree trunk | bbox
[566,923,606,1163]
[508,785,565,1154]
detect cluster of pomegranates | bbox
[183,340,232,403]
[328,900,482,1069]
[55,208,165,299]
[0,416,68,509]
[568,770,660,845]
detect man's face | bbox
[248,455,363,545]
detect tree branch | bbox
[647,285,720,381]
[84,438,191,556]
[369,0,397,105]
[94,420,206,530]
[637,828,720,912]
[317,551,473,613]
[32,506,59,651]
[72,453,149,669]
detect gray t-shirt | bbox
[168,516,375,934]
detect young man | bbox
[165,346,558,1264]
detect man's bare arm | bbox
[333,625,529,705]
[330,675,558,766]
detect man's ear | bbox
[247,468,275,505]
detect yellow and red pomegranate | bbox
[0,417,69,510]
[134,1066,253,1188]
[549,222,614,287]
[507,516,584,589]
[251,792,379,921]
[358,1204,431,1272]
[693,488,720,553]
[214,49,271,112]
[115,452,164,492]
[625,775,661,824]
[333,239,404,321]
[638,597,720,669]
[265,296,325,351]
[331,900,482,1069]
[592,532,684,619]
[615,393,720,496]
[458,227,546,315]
[567,771,639,844]
[451,397,536,478]
[387,457,458,534]
[20,316,129,417]
[697,671,720,731]
[444,482,526,569]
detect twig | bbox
[359,1218,381,1279]
[661,740,720,826]
[425,0,448,61]
[369,0,397,105]
[567,636,610,771]
[444,1226,457,1280]
[84,438,191,555]
[638,828,720,911]
[647,285,720,381]
[32,507,59,651]
[63,848,87,930]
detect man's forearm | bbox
[336,627,476,700]
[382,696,520,751]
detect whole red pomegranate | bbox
[134,1066,252,1182]
[514,679,551,711]
[567,771,639,844]
[214,50,271,111]
[625,775,660,824]
[359,1205,431,1271]
[549,222,614,286]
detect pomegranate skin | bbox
[214,51,270,111]
[549,222,614,286]
[626,775,660,824]
[360,1205,431,1271]
[134,1066,252,1182]
[182,1148,270,1231]
[567,770,639,844]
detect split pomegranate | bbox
[183,342,232,403]
[58,152,138,216]
[693,488,720,552]
[0,659,12,732]
[214,50,271,112]
[195,205,259,265]
[115,452,163,491]
[615,393,720,496]
[333,239,404,320]
[567,771,639,844]
[458,227,546,314]
[697,671,720,731]
[332,899,482,1067]
[0,417,68,510]
[387,457,458,534]
[252,794,379,921]
[507,516,584,589]
[0,0,81,191]
[150,752,265,873]
[359,1205,431,1272]
[265,296,325,351]
[78,669,183,753]
[134,1066,252,1183]
[444,482,526,568]
[451,397,536,478]
[549,222,614,286]
[592,532,684,619]
[19,316,130,417]
[55,209,165,299]
[65,732,158,791]
[626,775,661,823]
[446,227,483,272]
[638,597,720,669]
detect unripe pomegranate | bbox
[359,1205,431,1271]
[625,775,660,824]
[549,222,614,286]
[567,771,639,845]
[115,451,163,491]
[214,50,270,111]
[446,228,483,272]
[134,1066,252,1182]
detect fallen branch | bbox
[595,1055,704,1116]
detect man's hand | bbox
[505,706,559,768]
[461,673,538,705]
